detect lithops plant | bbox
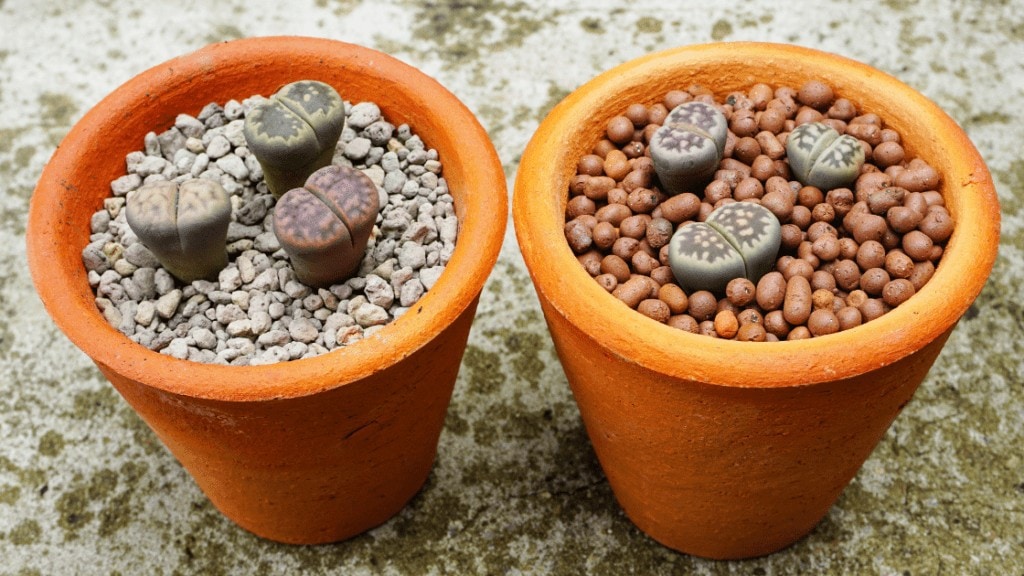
[786,122,865,190]
[668,202,781,294]
[649,101,728,195]
[273,164,380,287]
[243,80,345,197]
[125,178,231,282]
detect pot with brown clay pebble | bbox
[28,37,506,545]
[514,43,999,559]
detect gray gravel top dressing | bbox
[83,97,457,366]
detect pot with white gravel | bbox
[26,36,506,544]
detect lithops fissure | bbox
[243,80,345,197]
[125,178,231,282]
[668,202,781,294]
[649,101,728,195]
[786,122,865,191]
[273,165,380,288]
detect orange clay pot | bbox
[513,43,999,559]
[27,37,506,544]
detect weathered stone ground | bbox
[1,1,1021,574]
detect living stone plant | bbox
[243,80,346,197]
[125,178,231,282]
[785,121,865,190]
[648,101,728,195]
[667,201,781,294]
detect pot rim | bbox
[513,41,1000,389]
[27,36,507,401]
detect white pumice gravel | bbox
[83,96,458,366]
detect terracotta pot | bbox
[513,43,999,559]
[27,37,506,544]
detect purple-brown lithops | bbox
[649,101,728,195]
[668,201,781,294]
[125,178,231,282]
[785,122,865,191]
[243,80,346,197]
[273,164,380,287]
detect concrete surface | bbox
[1,0,1022,574]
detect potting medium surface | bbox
[2,1,1022,574]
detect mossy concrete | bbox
[1,0,1022,574]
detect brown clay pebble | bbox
[566,195,596,219]
[714,278,751,310]
[856,240,886,270]
[885,250,914,279]
[687,290,718,322]
[811,270,837,292]
[606,116,635,145]
[603,149,631,181]
[577,154,604,176]
[627,188,659,213]
[807,309,839,336]
[668,314,699,333]
[699,321,718,338]
[625,103,649,127]
[908,261,935,290]
[601,254,631,283]
[592,221,618,250]
[658,193,701,223]
[595,273,617,292]
[619,215,648,239]
[612,237,641,260]
[736,323,767,342]
[797,80,834,110]
[658,283,689,315]
[763,310,791,338]
[811,289,834,310]
[860,268,891,296]
[646,218,674,249]
[886,205,923,234]
[919,209,954,242]
[783,275,812,326]
[650,265,675,286]
[836,306,863,331]
[756,271,787,311]
[714,310,739,339]
[564,219,592,253]
[882,279,916,307]
[902,230,934,262]
[787,326,812,340]
[833,259,861,291]
[638,298,671,323]
[737,308,763,326]
[859,298,889,322]
[612,277,651,309]
[577,251,602,276]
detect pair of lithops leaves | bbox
[668,202,781,294]
[243,80,346,198]
[649,101,728,196]
[785,122,865,191]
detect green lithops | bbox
[649,101,728,195]
[273,165,380,288]
[786,122,865,190]
[668,202,781,294]
[125,178,231,282]
[243,80,345,197]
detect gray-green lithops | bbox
[786,122,865,190]
[125,178,231,282]
[273,164,380,288]
[649,101,728,195]
[668,202,781,294]
[243,80,345,197]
